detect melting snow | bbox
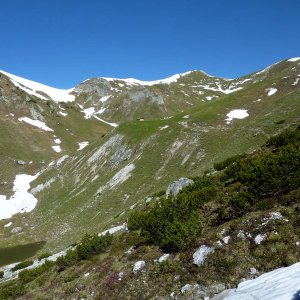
[100,95,111,102]
[54,138,61,144]
[58,111,68,117]
[287,57,300,62]
[225,109,249,124]
[93,115,118,127]
[0,173,39,220]
[225,262,300,300]
[103,71,193,86]
[78,141,89,151]
[4,222,12,228]
[52,145,62,153]
[266,88,278,96]
[18,117,54,132]
[56,155,69,166]
[82,107,95,119]
[160,125,169,130]
[0,70,75,102]
[292,77,300,86]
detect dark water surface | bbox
[0,241,45,267]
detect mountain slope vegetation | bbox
[0,57,299,261]
[0,123,299,299]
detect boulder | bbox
[193,245,214,266]
[133,261,145,274]
[11,227,23,234]
[17,160,26,166]
[166,177,194,198]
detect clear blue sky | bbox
[0,0,299,88]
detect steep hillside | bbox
[0,124,299,299]
[0,57,299,257]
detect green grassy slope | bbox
[1,124,299,300]
[0,58,299,254]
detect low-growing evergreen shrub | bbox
[19,260,54,284]
[12,260,33,272]
[37,252,52,261]
[56,233,112,271]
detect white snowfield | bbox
[225,109,249,124]
[0,70,75,102]
[225,262,300,300]
[0,173,39,220]
[18,117,54,132]
[103,71,194,86]
[287,57,300,62]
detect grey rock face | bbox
[11,227,23,234]
[166,177,194,198]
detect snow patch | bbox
[4,222,12,228]
[58,111,68,117]
[52,145,62,153]
[0,173,39,220]
[56,155,69,166]
[292,77,300,86]
[82,107,95,119]
[287,57,300,62]
[103,71,193,86]
[225,262,300,300]
[0,70,75,102]
[93,115,118,127]
[78,141,89,151]
[225,109,249,124]
[54,138,61,144]
[160,125,169,130]
[266,88,278,96]
[18,117,53,132]
[100,95,111,102]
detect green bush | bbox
[19,260,54,284]
[0,283,25,300]
[266,125,300,148]
[0,271,3,279]
[11,260,33,272]
[57,233,112,271]
[214,153,247,171]
[37,252,52,261]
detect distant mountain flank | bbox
[0,56,299,261]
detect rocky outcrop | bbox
[166,177,194,198]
